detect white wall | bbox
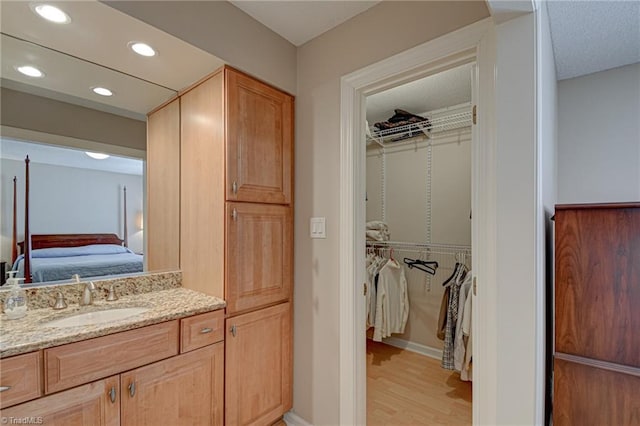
[366,134,471,350]
[494,12,539,424]
[557,63,640,204]
[0,159,143,263]
[295,2,489,424]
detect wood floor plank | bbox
[367,340,472,425]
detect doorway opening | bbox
[364,62,475,424]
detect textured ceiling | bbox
[366,63,472,124]
[229,0,381,46]
[547,0,640,80]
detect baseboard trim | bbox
[283,410,313,426]
[382,337,443,360]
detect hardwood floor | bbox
[367,340,472,425]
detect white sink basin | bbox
[44,307,149,328]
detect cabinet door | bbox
[147,98,181,271]
[121,343,224,426]
[226,202,292,314]
[1,376,119,426]
[226,68,293,205]
[226,302,292,426]
[555,206,640,367]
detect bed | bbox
[11,156,142,283]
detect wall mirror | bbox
[0,0,224,286]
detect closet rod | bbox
[366,240,471,253]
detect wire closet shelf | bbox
[366,240,471,257]
[367,103,472,145]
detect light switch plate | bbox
[310,217,326,239]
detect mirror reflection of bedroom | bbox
[365,63,473,424]
[0,139,144,284]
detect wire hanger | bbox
[403,257,438,275]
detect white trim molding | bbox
[339,17,496,426]
[284,410,314,426]
[381,337,443,360]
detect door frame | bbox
[338,17,497,425]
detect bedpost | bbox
[123,185,128,248]
[11,176,17,265]
[24,156,31,283]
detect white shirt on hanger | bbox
[373,258,409,342]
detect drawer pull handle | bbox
[128,382,136,397]
[0,386,11,392]
[200,327,213,334]
[230,325,237,337]
[232,181,238,194]
[109,386,116,403]
[232,208,238,220]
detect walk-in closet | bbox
[364,62,474,425]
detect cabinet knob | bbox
[128,382,136,397]
[231,208,238,221]
[109,386,116,403]
[230,324,237,337]
[232,181,238,194]
[0,386,11,393]
[200,327,213,334]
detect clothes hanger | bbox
[441,262,465,287]
[403,258,438,275]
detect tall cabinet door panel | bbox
[147,98,181,271]
[225,202,292,314]
[555,206,640,367]
[1,376,119,426]
[121,344,224,426]
[226,68,293,205]
[225,302,292,426]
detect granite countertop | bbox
[0,287,225,358]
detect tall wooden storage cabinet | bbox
[553,203,640,426]
[149,65,294,425]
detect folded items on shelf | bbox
[373,109,431,141]
[366,220,389,231]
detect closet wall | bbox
[365,63,473,353]
[366,133,471,351]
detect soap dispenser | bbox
[3,271,27,319]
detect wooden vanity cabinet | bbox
[225,302,292,426]
[121,343,224,426]
[150,65,295,424]
[1,375,120,426]
[1,312,224,425]
[0,351,42,409]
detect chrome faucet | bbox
[79,281,96,306]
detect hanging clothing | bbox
[461,283,473,381]
[454,273,472,372]
[373,258,409,342]
[366,254,386,328]
[441,263,468,370]
[437,286,450,341]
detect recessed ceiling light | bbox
[85,152,110,160]
[92,87,113,97]
[129,42,156,57]
[33,4,71,24]
[16,65,44,78]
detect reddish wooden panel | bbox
[555,206,640,367]
[553,359,640,426]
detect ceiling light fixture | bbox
[16,65,44,78]
[129,42,156,57]
[92,87,113,97]
[33,4,71,24]
[85,152,110,160]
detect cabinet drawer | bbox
[0,351,42,409]
[45,321,179,394]
[181,310,225,353]
[553,358,640,426]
